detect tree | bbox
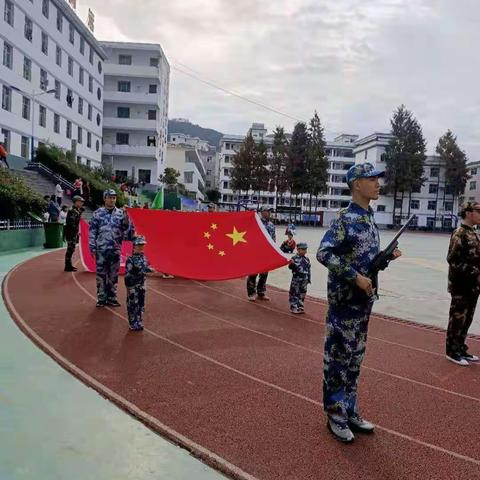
[231,132,256,209]
[252,139,269,208]
[159,167,181,189]
[436,130,468,225]
[287,122,309,221]
[306,112,329,221]
[206,188,221,203]
[384,105,426,224]
[269,126,289,212]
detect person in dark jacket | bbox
[64,196,84,272]
[47,195,61,222]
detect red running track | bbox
[3,250,480,480]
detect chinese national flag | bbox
[126,209,289,280]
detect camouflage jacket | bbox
[289,254,311,282]
[447,224,480,295]
[260,217,276,242]
[64,207,82,241]
[89,207,130,252]
[124,253,154,288]
[317,202,380,306]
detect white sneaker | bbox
[248,295,256,302]
[446,354,469,366]
[463,353,479,362]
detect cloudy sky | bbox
[78,0,479,158]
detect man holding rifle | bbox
[317,162,402,443]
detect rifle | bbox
[369,215,416,298]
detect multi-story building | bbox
[1,0,105,166]
[100,41,169,185]
[463,161,480,204]
[168,132,209,151]
[353,133,459,228]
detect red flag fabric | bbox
[126,210,289,280]
[79,219,132,274]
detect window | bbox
[69,23,74,44]
[23,56,32,81]
[42,0,49,18]
[117,81,131,92]
[39,105,47,127]
[377,205,386,212]
[207,169,212,175]
[364,150,368,160]
[147,135,156,146]
[150,57,159,67]
[138,169,151,184]
[149,84,157,93]
[56,10,63,31]
[470,181,477,191]
[3,42,13,69]
[224,168,229,176]
[184,172,193,183]
[443,218,453,228]
[89,46,94,65]
[119,54,132,65]
[77,127,82,144]
[410,199,420,210]
[116,133,129,145]
[80,37,85,55]
[117,107,130,118]
[97,88,101,100]
[96,140,99,152]
[1,128,10,151]
[428,200,437,210]
[21,136,29,159]
[4,0,14,26]
[445,185,454,195]
[56,45,62,66]
[394,198,402,209]
[87,104,92,121]
[66,120,71,139]
[40,69,48,91]
[224,155,230,163]
[68,56,73,76]
[223,181,229,189]
[471,168,478,175]
[429,184,438,194]
[88,76,94,93]
[97,60,102,74]
[66,89,73,107]
[24,16,33,41]
[54,113,60,133]
[148,110,156,120]
[78,97,83,115]
[87,132,91,148]
[444,201,453,211]
[22,96,31,120]
[426,217,435,228]
[41,32,48,55]
[96,113,101,126]
[54,79,61,100]
[79,67,84,85]
[412,184,421,193]
[430,167,439,177]
[380,153,387,162]
[2,86,12,111]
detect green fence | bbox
[0,228,45,253]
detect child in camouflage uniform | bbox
[125,236,155,331]
[288,242,311,314]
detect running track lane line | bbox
[68,270,480,467]
[146,285,480,404]
[2,257,260,480]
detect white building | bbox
[100,41,169,185]
[168,132,209,152]
[165,144,206,202]
[1,0,105,166]
[353,133,459,229]
[463,161,480,204]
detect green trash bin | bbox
[43,222,64,248]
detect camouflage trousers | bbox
[446,293,478,357]
[95,249,121,302]
[247,272,268,297]
[323,303,372,423]
[127,285,145,329]
[64,239,77,267]
[289,276,309,309]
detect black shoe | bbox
[462,353,479,362]
[64,265,77,272]
[129,324,144,331]
[96,300,106,308]
[107,299,121,307]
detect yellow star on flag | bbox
[218,250,226,257]
[207,243,214,250]
[204,232,211,239]
[226,227,247,246]
[211,223,218,230]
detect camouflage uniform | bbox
[64,206,82,269]
[89,207,130,303]
[317,202,380,424]
[288,254,311,310]
[125,253,153,330]
[247,216,276,297]
[446,223,480,357]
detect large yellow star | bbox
[226,227,247,246]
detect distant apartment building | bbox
[101,41,169,185]
[1,0,105,166]
[463,161,480,204]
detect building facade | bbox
[1,0,105,166]
[100,41,169,185]
[463,161,480,204]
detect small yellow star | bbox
[207,243,214,250]
[226,226,247,246]
[211,223,218,230]
[204,232,211,239]
[218,250,226,257]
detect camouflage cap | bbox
[297,242,308,249]
[72,195,84,202]
[346,162,385,185]
[103,188,117,198]
[459,201,480,215]
[133,235,147,246]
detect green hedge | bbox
[0,168,46,219]
[35,144,126,207]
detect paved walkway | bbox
[0,249,224,480]
[4,250,480,480]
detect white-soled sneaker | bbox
[247,295,256,302]
[463,353,479,362]
[348,414,375,433]
[446,354,469,366]
[327,418,354,443]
